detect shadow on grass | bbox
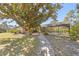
[0,36,39,56]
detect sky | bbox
[57,3,76,22]
[0,3,77,26]
[42,3,77,25]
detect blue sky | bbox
[0,3,77,26]
[42,3,76,24]
[57,3,76,22]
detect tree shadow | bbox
[0,36,38,56]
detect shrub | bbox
[70,23,79,41]
[7,29,19,33]
[43,31,49,35]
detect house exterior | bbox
[41,20,70,34]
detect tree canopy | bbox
[0,3,61,31]
[63,10,76,25]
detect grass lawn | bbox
[0,33,25,39]
[0,33,39,56]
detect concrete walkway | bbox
[35,33,55,56]
[46,35,79,56]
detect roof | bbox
[47,21,70,27]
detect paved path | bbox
[34,33,55,56]
[46,34,79,56]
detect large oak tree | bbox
[0,3,61,32]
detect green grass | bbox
[0,35,39,56]
[0,33,25,39]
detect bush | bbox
[70,23,79,41]
[43,31,49,35]
[32,29,38,33]
[7,29,19,33]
